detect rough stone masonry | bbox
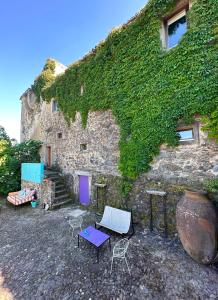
[20,54,218,235]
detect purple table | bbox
[78,226,111,262]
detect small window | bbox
[57,133,62,139]
[177,129,193,141]
[80,143,87,151]
[52,100,58,112]
[165,9,187,49]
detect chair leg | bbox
[125,256,131,275]
[110,257,114,274]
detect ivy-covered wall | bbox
[32,0,217,183]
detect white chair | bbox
[110,238,131,275]
[68,216,83,235]
[95,206,134,237]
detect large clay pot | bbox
[176,190,218,264]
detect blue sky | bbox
[0,0,147,141]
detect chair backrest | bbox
[101,206,131,233]
[113,238,130,256]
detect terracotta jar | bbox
[176,190,218,264]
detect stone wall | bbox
[21,179,54,207]
[20,87,218,235]
[146,126,218,187]
[127,123,218,235]
[20,91,120,177]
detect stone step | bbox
[49,179,64,186]
[44,176,61,181]
[51,199,73,209]
[55,189,67,197]
[45,171,59,176]
[53,194,69,203]
[47,176,61,181]
[55,184,65,190]
[44,170,59,176]
[45,166,59,172]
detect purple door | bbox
[79,176,90,205]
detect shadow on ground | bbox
[0,197,217,300]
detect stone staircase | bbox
[44,169,72,209]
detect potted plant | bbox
[31,200,38,208]
[31,190,38,208]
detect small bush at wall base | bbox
[203,179,218,194]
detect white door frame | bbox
[74,170,92,204]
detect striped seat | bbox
[7,189,36,206]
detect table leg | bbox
[104,187,106,208]
[78,235,80,247]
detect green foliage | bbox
[32,0,218,180]
[0,126,10,142]
[0,140,42,195]
[32,59,56,102]
[0,139,18,194]
[121,178,134,198]
[203,179,218,193]
[202,109,218,141]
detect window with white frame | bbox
[177,129,194,141]
[165,9,188,49]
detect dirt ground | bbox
[0,197,217,300]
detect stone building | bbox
[20,0,217,235]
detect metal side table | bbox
[146,190,168,238]
[95,183,107,209]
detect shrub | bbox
[0,139,42,195]
[203,179,218,193]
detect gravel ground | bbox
[0,197,217,300]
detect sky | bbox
[0,0,147,142]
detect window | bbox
[52,100,58,112]
[176,121,200,144]
[164,8,188,49]
[80,143,87,151]
[177,129,193,141]
[57,132,62,139]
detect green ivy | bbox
[32,0,218,180]
[32,59,56,102]
[203,179,218,193]
[121,178,134,198]
[202,109,218,141]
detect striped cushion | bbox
[7,190,36,206]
